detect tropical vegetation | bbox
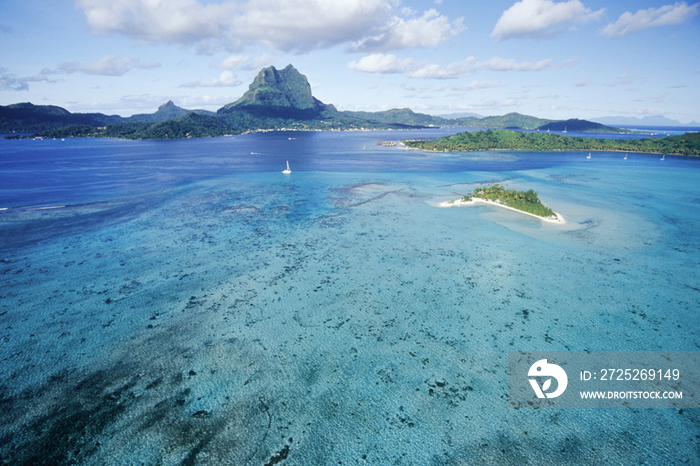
[404,129,700,157]
[461,183,555,218]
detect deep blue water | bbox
[2,127,693,209]
[1,129,699,465]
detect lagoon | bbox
[1,129,699,464]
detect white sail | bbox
[283,161,292,174]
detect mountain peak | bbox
[244,64,316,109]
[159,100,177,110]
[220,64,329,119]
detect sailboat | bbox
[586,153,591,159]
[624,154,628,160]
[282,161,292,174]
[562,126,567,133]
[661,154,665,160]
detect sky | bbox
[1,0,699,122]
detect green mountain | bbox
[215,65,435,131]
[0,102,122,133]
[219,65,335,120]
[452,112,552,130]
[342,108,447,127]
[0,100,214,133]
[537,118,625,133]
[111,113,231,139]
[125,100,215,123]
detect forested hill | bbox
[403,129,700,157]
[0,103,122,132]
[0,101,214,133]
[536,118,626,133]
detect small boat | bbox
[282,161,292,174]
[661,154,665,160]
[562,126,567,133]
[624,154,627,160]
[587,153,591,159]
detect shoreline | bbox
[409,146,684,156]
[438,197,566,224]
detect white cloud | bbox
[249,54,280,70]
[233,0,396,52]
[635,95,666,103]
[407,58,476,79]
[348,54,414,73]
[462,80,501,90]
[461,98,525,112]
[478,57,553,71]
[573,79,592,87]
[350,9,465,52]
[219,55,250,70]
[604,79,633,87]
[491,0,605,40]
[0,67,53,91]
[350,55,560,79]
[446,81,502,92]
[57,56,160,76]
[76,0,464,53]
[210,70,240,86]
[180,70,241,88]
[557,57,582,68]
[602,2,700,38]
[178,94,237,110]
[76,0,231,44]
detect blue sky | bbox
[1,0,699,122]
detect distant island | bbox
[440,183,564,223]
[404,128,700,157]
[3,64,633,141]
[592,115,700,127]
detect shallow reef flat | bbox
[1,155,700,464]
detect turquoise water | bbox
[1,130,699,465]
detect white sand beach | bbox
[438,197,566,224]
